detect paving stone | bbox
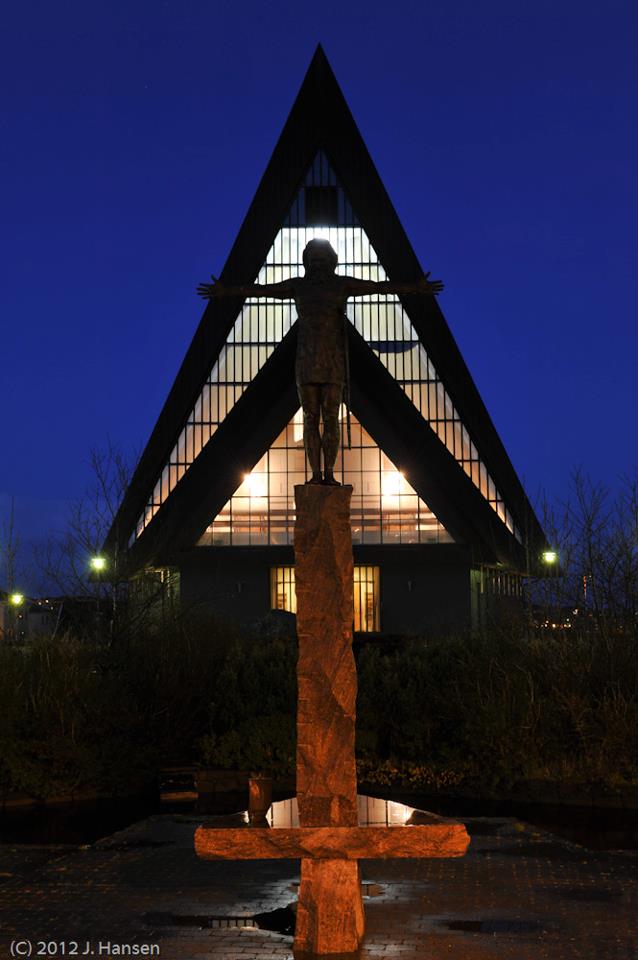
[0,814,636,959]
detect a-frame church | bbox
[105,47,546,635]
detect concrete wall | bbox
[179,546,294,627]
[178,543,472,635]
[356,544,472,635]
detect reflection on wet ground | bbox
[2,788,638,849]
[370,789,638,850]
[443,919,542,933]
[266,794,447,828]
[1,798,637,959]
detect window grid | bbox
[133,150,520,544]
[354,565,380,632]
[198,410,451,547]
[480,566,524,598]
[270,566,297,614]
[270,564,380,633]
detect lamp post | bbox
[7,592,25,642]
[89,556,107,639]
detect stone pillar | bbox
[195,485,470,960]
[195,490,471,958]
[294,485,357,828]
[293,485,363,958]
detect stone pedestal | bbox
[294,860,364,960]
[194,484,470,960]
[294,485,357,829]
[294,485,362,957]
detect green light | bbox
[90,556,107,572]
[9,592,25,606]
[542,550,558,564]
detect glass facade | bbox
[198,410,451,547]
[270,564,380,633]
[132,150,520,544]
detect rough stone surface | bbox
[293,485,357,829]
[295,860,364,958]
[193,487,472,957]
[294,484,364,956]
[195,824,470,860]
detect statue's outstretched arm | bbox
[197,276,295,300]
[345,272,443,297]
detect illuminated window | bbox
[271,566,297,614]
[133,150,519,544]
[270,564,380,632]
[199,410,452,547]
[354,565,380,632]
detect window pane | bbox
[135,156,516,542]
[196,412,449,546]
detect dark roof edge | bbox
[106,47,545,558]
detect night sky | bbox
[2,1,637,590]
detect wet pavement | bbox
[1,810,637,959]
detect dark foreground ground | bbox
[1,810,637,960]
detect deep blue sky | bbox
[2,1,637,587]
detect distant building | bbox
[0,591,56,641]
[105,48,546,634]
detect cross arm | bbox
[195,823,470,861]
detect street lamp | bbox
[90,556,107,573]
[7,593,25,642]
[542,550,558,565]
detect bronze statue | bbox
[198,239,443,484]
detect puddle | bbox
[559,887,623,902]
[487,842,587,861]
[0,798,165,845]
[145,912,257,929]
[463,819,509,837]
[253,906,296,935]
[386,791,638,851]
[145,906,295,936]
[98,838,171,850]
[287,879,383,897]
[5,789,638,850]
[444,919,543,934]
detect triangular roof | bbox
[106,45,546,572]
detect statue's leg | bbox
[298,384,322,483]
[320,383,342,485]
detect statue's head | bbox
[302,239,338,278]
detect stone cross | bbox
[196,486,469,958]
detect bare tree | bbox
[531,470,638,639]
[0,498,20,594]
[36,441,132,597]
[35,442,179,643]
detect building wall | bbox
[178,544,472,635]
[179,546,292,626]
[0,600,55,642]
[357,544,472,634]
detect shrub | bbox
[356,629,638,791]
